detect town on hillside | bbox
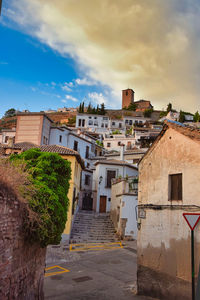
[1,88,200,300]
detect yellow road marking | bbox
[45,265,70,277]
[69,242,123,252]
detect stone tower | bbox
[122,89,135,109]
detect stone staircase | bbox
[70,210,117,244]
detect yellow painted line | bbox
[69,242,123,252]
[71,242,121,246]
[45,265,70,277]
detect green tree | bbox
[100,103,106,115]
[194,111,200,122]
[167,102,172,113]
[4,108,16,117]
[10,149,71,247]
[127,103,137,111]
[87,102,92,114]
[144,108,153,118]
[179,110,185,123]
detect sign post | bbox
[183,213,200,300]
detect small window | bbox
[169,173,182,200]
[85,146,89,159]
[106,170,116,188]
[94,121,98,126]
[78,119,81,127]
[105,124,108,128]
[107,143,111,147]
[94,117,97,119]
[103,117,108,120]
[82,119,85,127]
[74,140,78,151]
[88,120,93,125]
[119,123,122,128]
[125,120,128,124]
[85,175,90,186]
[112,122,115,126]
[126,91,128,96]
[59,135,62,143]
[129,120,133,125]
[118,141,121,146]
[101,123,104,128]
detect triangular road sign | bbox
[183,213,200,230]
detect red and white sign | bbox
[183,213,200,231]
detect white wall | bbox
[121,195,138,238]
[95,163,138,212]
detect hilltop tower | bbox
[122,89,135,109]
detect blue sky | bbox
[0,6,110,117]
[1,0,200,117]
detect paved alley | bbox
[44,241,153,300]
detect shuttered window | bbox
[169,173,182,200]
[106,170,116,188]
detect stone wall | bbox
[0,181,46,300]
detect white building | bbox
[0,128,16,144]
[93,160,138,213]
[103,134,137,151]
[76,114,110,133]
[111,176,138,239]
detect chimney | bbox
[8,137,14,147]
[120,144,125,161]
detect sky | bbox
[1,0,200,117]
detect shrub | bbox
[10,149,71,247]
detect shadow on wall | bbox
[0,173,46,299]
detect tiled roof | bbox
[139,120,200,164]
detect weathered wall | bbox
[0,182,46,300]
[138,127,200,299]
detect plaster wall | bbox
[138,127,200,299]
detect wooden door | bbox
[100,196,107,213]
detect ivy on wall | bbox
[10,149,71,247]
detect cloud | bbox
[65,95,78,102]
[6,0,200,112]
[61,81,73,92]
[61,99,66,103]
[88,92,107,105]
[75,78,95,86]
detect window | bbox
[82,119,85,127]
[129,120,133,125]
[59,135,62,143]
[103,117,108,120]
[119,123,122,128]
[107,143,111,147]
[126,91,128,96]
[94,121,98,126]
[74,140,78,151]
[105,124,108,128]
[169,173,182,200]
[85,175,90,186]
[78,119,81,126]
[94,117,97,119]
[118,141,121,146]
[125,120,128,124]
[106,170,116,188]
[101,123,104,128]
[85,146,89,159]
[89,116,92,119]
[88,120,93,125]
[112,122,115,126]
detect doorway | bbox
[99,196,107,213]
